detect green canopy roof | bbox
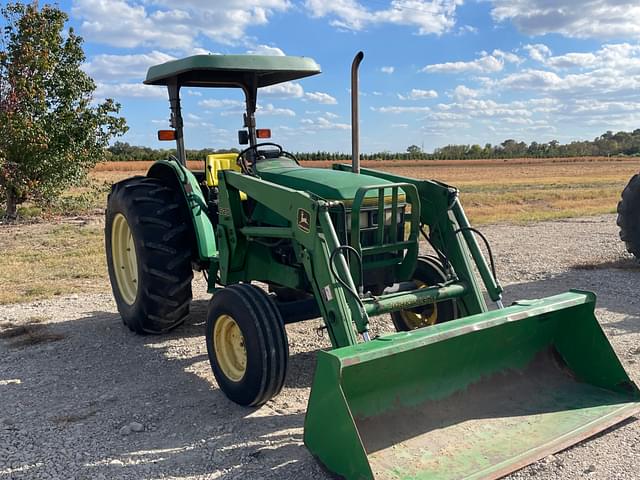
[144,54,321,88]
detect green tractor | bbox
[105,52,640,479]
[618,174,640,259]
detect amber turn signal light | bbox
[256,129,271,139]
[157,130,176,141]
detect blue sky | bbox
[20,0,640,153]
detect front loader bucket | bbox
[304,291,640,480]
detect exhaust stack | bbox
[351,51,364,174]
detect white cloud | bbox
[451,85,479,101]
[262,81,305,99]
[199,99,245,108]
[381,66,395,74]
[305,0,461,35]
[492,49,522,64]
[83,51,175,81]
[524,44,552,63]
[72,0,290,50]
[397,88,438,100]
[258,103,296,116]
[457,24,478,35]
[372,106,432,114]
[302,116,350,130]
[491,0,640,40]
[247,44,286,56]
[305,92,338,104]
[423,52,507,74]
[94,82,167,99]
[546,52,599,69]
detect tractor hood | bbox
[256,159,394,203]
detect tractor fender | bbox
[147,160,217,261]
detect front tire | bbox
[391,257,458,332]
[105,176,194,334]
[206,284,288,407]
[617,173,640,260]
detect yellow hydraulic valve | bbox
[205,153,241,187]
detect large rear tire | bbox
[206,284,288,407]
[617,173,640,260]
[105,176,193,334]
[391,257,458,332]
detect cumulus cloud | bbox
[524,44,552,63]
[491,0,640,40]
[305,0,461,35]
[199,99,245,108]
[94,82,167,99]
[302,115,350,130]
[83,51,175,81]
[372,105,432,114]
[262,82,305,99]
[72,0,290,49]
[247,44,286,56]
[423,49,519,74]
[257,103,296,117]
[381,66,395,74]
[397,88,438,100]
[451,85,479,101]
[305,92,338,104]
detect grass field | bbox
[1,156,637,304]
[93,156,640,223]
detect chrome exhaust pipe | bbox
[351,51,364,174]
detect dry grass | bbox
[1,156,636,304]
[0,219,107,304]
[92,157,640,225]
[0,319,65,348]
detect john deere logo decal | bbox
[297,208,311,233]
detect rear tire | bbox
[105,176,194,334]
[391,257,458,332]
[206,284,288,407]
[617,173,640,260]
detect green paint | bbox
[147,160,216,261]
[135,55,640,480]
[304,291,640,479]
[257,159,396,201]
[144,54,321,87]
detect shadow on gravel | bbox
[5,265,640,480]
[0,299,325,480]
[502,268,640,336]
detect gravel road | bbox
[1,214,639,480]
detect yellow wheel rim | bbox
[111,213,139,305]
[399,280,438,329]
[213,314,247,382]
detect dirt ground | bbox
[1,214,640,479]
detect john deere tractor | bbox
[105,53,640,479]
[618,174,640,259]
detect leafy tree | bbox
[406,144,422,155]
[0,2,127,219]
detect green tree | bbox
[406,144,422,156]
[0,2,127,219]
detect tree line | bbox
[107,129,640,162]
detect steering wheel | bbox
[236,142,282,172]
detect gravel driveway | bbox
[1,214,639,480]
